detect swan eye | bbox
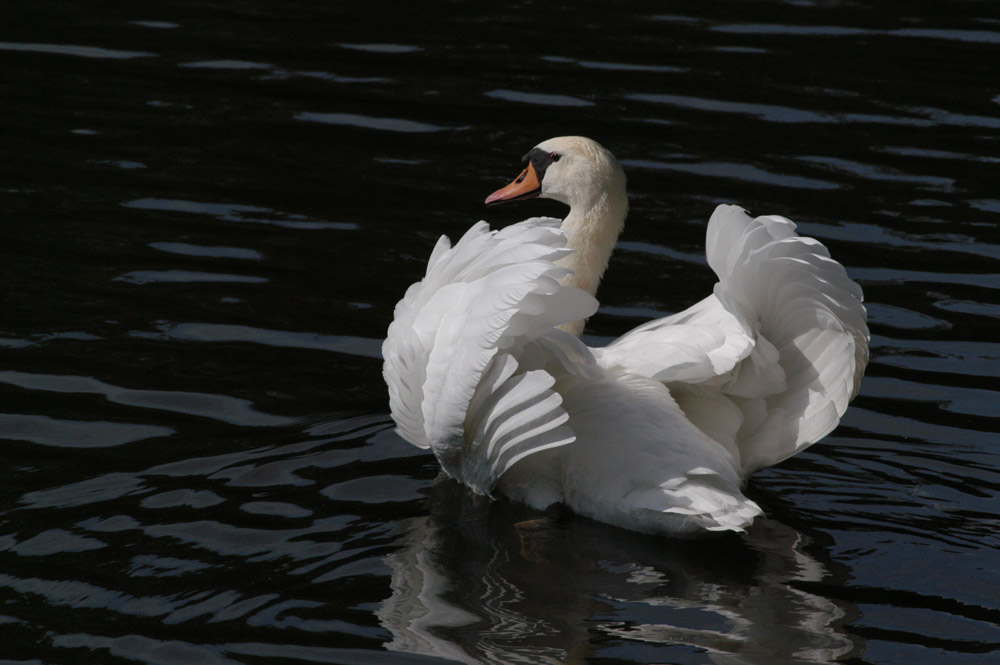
[551,152,562,162]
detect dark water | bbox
[2,1,998,663]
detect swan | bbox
[383,136,868,536]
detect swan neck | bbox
[556,178,627,336]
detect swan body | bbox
[383,136,868,536]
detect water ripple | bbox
[711,24,873,37]
[812,220,1000,260]
[542,55,686,73]
[865,303,950,331]
[130,20,180,29]
[485,89,594,107]
[710,24,1000,45]
[0,371,292,427]
[122,198,356,230]
[0,414,173,448]
[180,60,273,70]
[798,156,955,192]
[622,158,839,190]
[628,93,831,123]
[339,43,423,53]
[871,337,1000,378]
[19,474,147,510]
[852,267,1000,289]
[9,529,106,556]
[295,112,449,133]
[149,242,263,260]
[134,322,383,359]
[0,41,155,59]
[863,376,999,419]
[627,93,932,127]
[115,270,267,285]
[891,28,1000,45]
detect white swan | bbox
[383,136,868,536]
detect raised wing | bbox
[382,218,598,493]
[596,205,869,474]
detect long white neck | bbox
[555,173,628,336]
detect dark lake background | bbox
[1,1,998,663]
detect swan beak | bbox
[485,162,541,205]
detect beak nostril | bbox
[485,163,541,206]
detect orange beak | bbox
[485,161,542,205]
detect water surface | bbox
[1,1,998,663]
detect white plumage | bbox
[383,136,868,536]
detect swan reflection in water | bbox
[378,479,858,664]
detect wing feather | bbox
[595,205,868,474]
[383,217,598,493]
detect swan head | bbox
[485,136,625,211]
[484,136,628,319]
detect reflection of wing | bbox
[596,205,869,474]
[378,481,858,664]
[377,517,480,664]
[597,520,856,664]
[378,510,569,665]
